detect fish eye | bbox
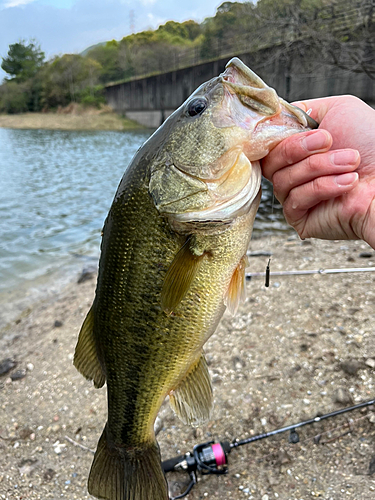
[187,98,207,117]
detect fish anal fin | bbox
[224,254,248,316]
[169,353,213,427]
[88,425,168,500]
[161,237,204,313]
[73,305,105,389]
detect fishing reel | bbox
[163,440,231,500]
[162,398,375,500]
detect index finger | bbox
[261,129,332,181]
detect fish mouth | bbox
[172,156,261,224]
[222,57,318,129]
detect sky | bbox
[0,0,230,80]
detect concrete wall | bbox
[105,45,374,127]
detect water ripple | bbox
[0,127,289,328]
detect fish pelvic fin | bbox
[161,236,205,314]
[88,426,168,500]
[224,254,248,316]
[73,304,105,389]
[169,353,213,427]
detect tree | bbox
[1,40,45,82]
[41,54,102,108]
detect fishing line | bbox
[246,266,375,280]
[263,183,276,287]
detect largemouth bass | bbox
[74,57,317,500]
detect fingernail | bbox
[302,130,329,152]
[335,172,358,186]
[331,150,359,165]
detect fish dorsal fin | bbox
[224,254,248,315]
[161,237,204,314]
[169,353,213,426]
[73,304,106,388]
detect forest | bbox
[0,0,373,114]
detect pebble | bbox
[10,369,27,381]
[333,388,353,405]
[54,320,63,327]
[0,358,16,376]
[340,359,362,376]
[43,469,56,481]
[365,358,375,369]
[359,252,373,258]
[53,440,66,454]
[26,363,34,372]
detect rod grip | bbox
[162,454,186,473]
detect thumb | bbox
[291,96,342,123]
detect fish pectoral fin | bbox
[73,304,106,389]
[89,425,168,500]
[161,236,205,314]
[169,353,213,426]
[224,254,248,315]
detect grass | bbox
[0,108,143,131]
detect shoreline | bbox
[0,110,145,131]
[1,235,375,499]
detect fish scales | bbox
[74,57,317,500]
[97,165,254,445]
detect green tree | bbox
[1,40,45,82]
[41,54,102,108]
[0,80,30,113]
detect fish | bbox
[73,57,317,500]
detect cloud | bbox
[2,0,35,8]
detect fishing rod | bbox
[163,398,375,500]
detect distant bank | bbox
[0,107,144,131]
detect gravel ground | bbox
[1,234,375,500]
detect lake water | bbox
[0,127,288,330]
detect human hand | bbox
[261,95,375,250]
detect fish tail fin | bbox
[88,425,169,500]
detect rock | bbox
[11,369,27,381]
[52,440,66,454]
[26,363,34,372]
[369,456,375,475]
[18,458,38,476]
[333,388,353,405]
[359,252,373,258]
[19,427,34,440]
[54,320,63,327]
[248,251,272,257]
[0,358,16,376]
[43,468,56,481]
[340,359,362,376]
[365,358,375,369]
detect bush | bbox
[78,85,106,108]
[0,80,30,113]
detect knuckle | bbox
[279,138,295,165]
